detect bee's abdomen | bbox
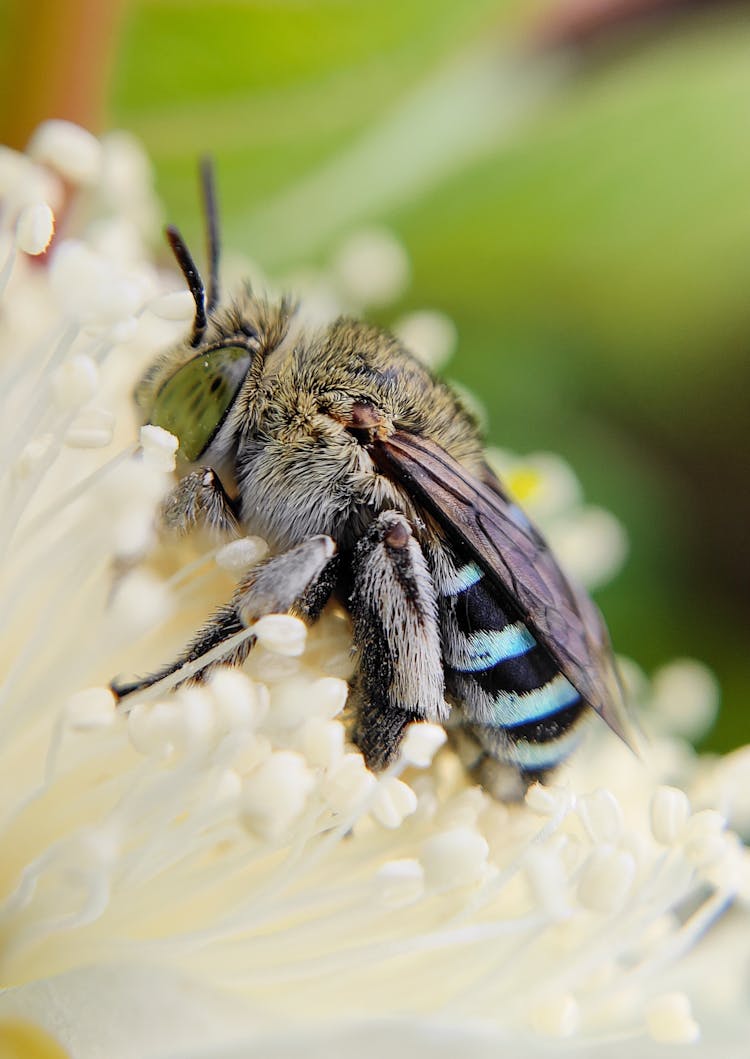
[439,560,587,772]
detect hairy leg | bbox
[348,511,447,770]
[161,467,240,535]
[112,535,337,701]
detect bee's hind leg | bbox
[111,535,338,702]
[348,511,447,771]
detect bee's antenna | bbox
[165,225,207,347]
[199,156,220,313]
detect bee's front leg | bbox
[349,512,447,771]
[161,467,240,535]
[111,535,338,702]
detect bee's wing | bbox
[372,431,636,749]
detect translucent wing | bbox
[371,430,635,748]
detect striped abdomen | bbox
[436,555,589,780]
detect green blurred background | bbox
[1,0,748,749]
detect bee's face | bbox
[135,291,296,464]
[143,341,254,461]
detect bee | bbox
[112,163,633,800]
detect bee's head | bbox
[136,335,255,464]
[135,161,292,465]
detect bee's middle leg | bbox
[111,535,338,701]
[349,511,447,771]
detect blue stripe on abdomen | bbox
[445,622,536,672]
[438,552,585,768]
[441,561,483,596]
[507,725,585,770]
[490,672,580,726]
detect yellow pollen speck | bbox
[507,467,542,503]
[0,1020,71,1059]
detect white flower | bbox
[394,309,458,371]
[331,227,411,308]
[0,126,749,1059]
[487,448,629,589]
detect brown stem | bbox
[0,0,126,150]
[531,0,742,51]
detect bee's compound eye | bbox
[150,345,251,461]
